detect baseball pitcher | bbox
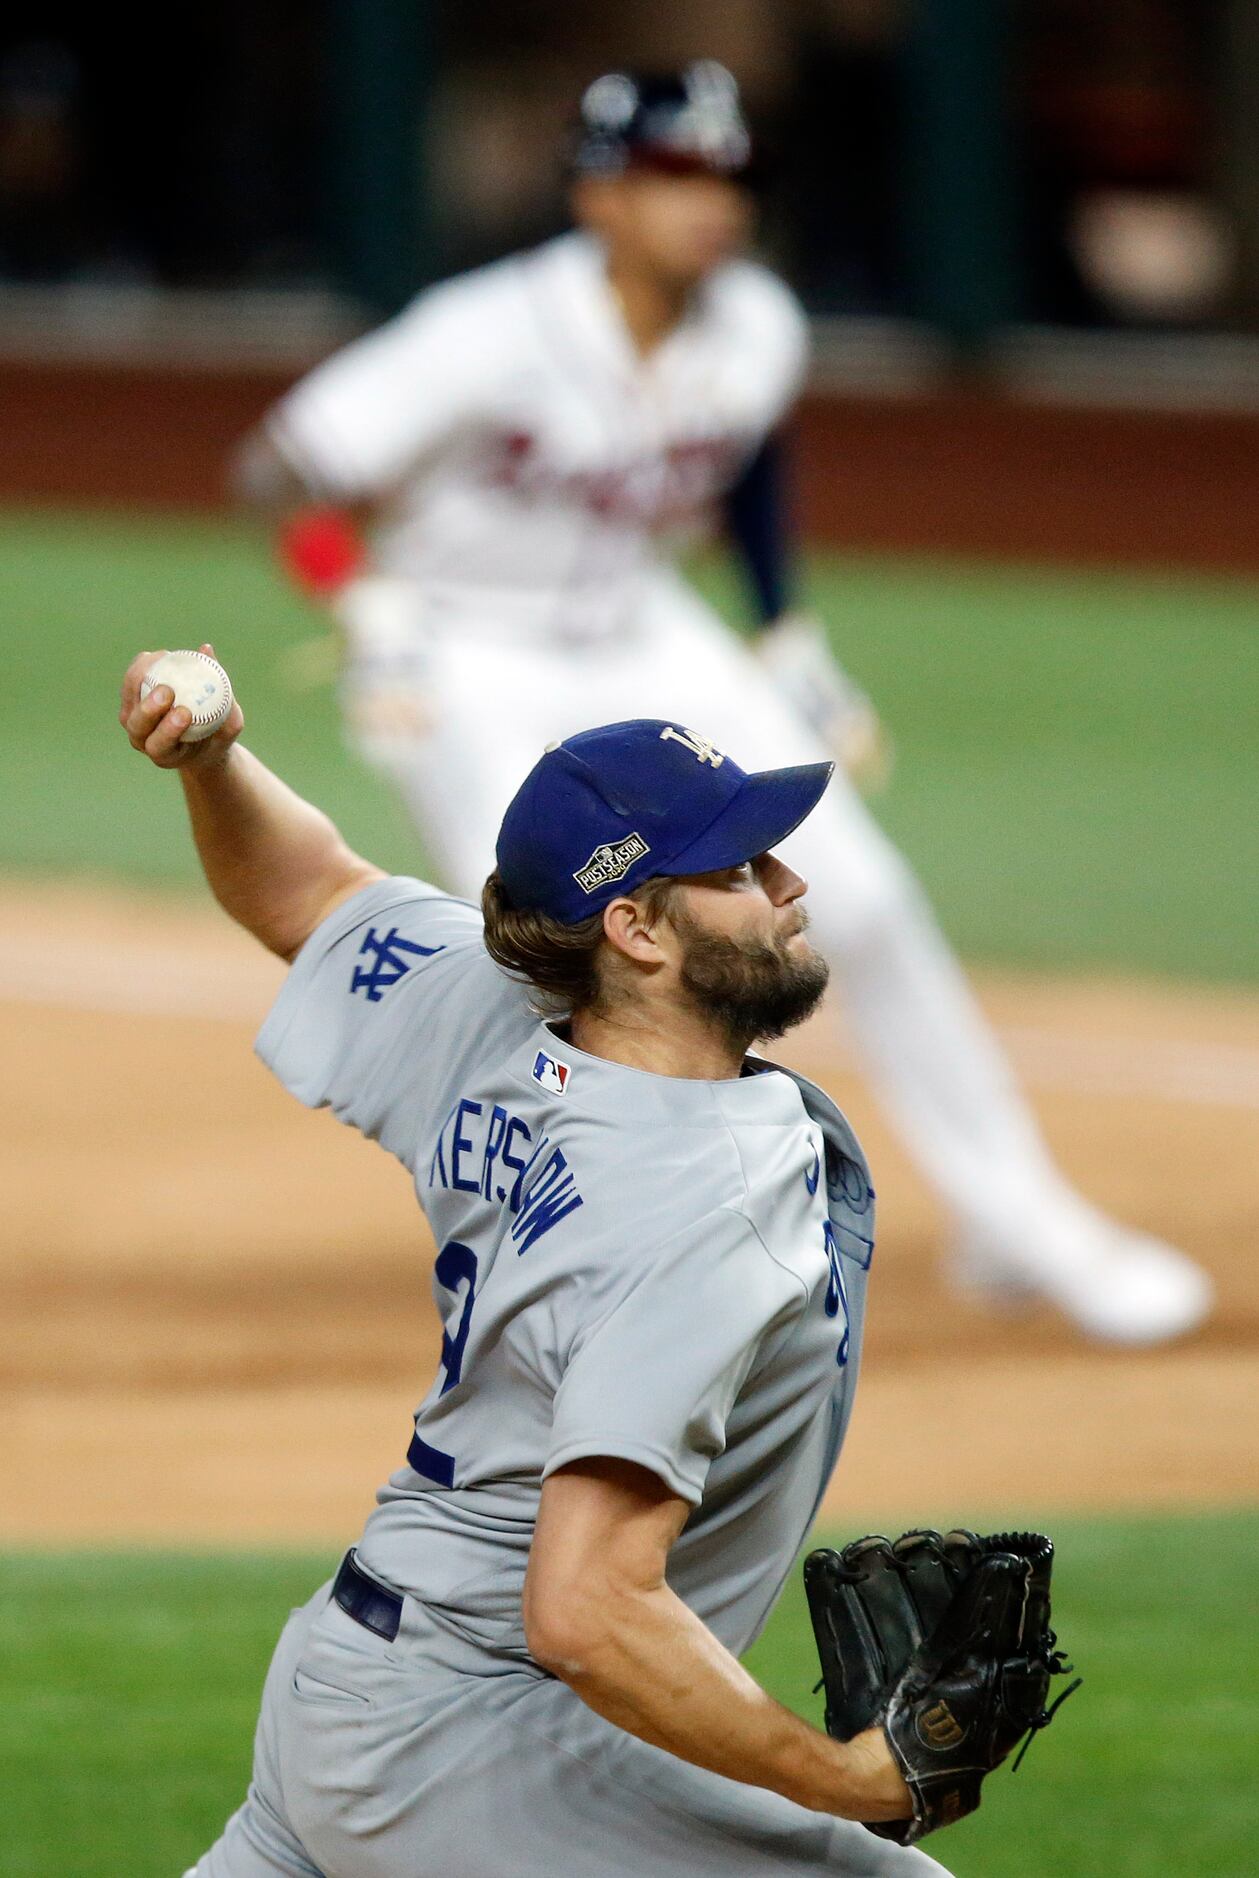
[121,652,976,1876]
[234,63,1208,1344]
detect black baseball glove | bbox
[804,1529,1079,1844]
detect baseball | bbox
[139,649,233,743]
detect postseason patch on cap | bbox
[572,832,649,895]
[532,1050,571,1095]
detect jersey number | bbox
[406,1241,478,1489]
[823,1221,851,1368]
[435,1239,478,1394]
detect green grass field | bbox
[3,506,1257,979]
[3,1510,1256,1877]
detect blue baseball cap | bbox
[496,720,833,924]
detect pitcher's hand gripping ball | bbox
[139,649,233,743]
[804,1528,1080,1844]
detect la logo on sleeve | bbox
[532,1050,571,1095]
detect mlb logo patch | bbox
[532,1050,571,1096]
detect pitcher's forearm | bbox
[535,1578,908,1823]
[180,744,382,958]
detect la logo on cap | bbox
[660,725,724,767]
[532,1051,571,1095]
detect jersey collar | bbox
[508,1017,817,1129]
[538,231,712,388]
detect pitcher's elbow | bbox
[524,1587,607,1680]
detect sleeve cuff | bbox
[542,1436,708,1508]
[267,407,364,504]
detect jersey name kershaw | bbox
[428,1096,584,1253]
[573,832,649,895]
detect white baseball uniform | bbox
[187,877,948,1877]
[262,230,1208,1329]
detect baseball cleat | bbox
[951,1217,1213,1346]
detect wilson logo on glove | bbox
[916,1701,966,1751]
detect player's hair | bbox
[481,869,679,1013]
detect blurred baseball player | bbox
[235,62,1209,1344]
[122,654,950,1876]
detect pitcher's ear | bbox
[602,892,670,965]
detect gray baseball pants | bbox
[184,1579,952,1878]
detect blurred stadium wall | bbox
[2,0,1259,565]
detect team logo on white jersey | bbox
[659,725,725,767]
[573,831,650,895]
[532,1050,572,1095]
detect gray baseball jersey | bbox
[188,879,957,1878]
[257,874,875,1662]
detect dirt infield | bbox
[2,880,1256,1546]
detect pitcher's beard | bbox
[673,908,830,1055]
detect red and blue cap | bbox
[572,63,753,182]
[495,720,833,925]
